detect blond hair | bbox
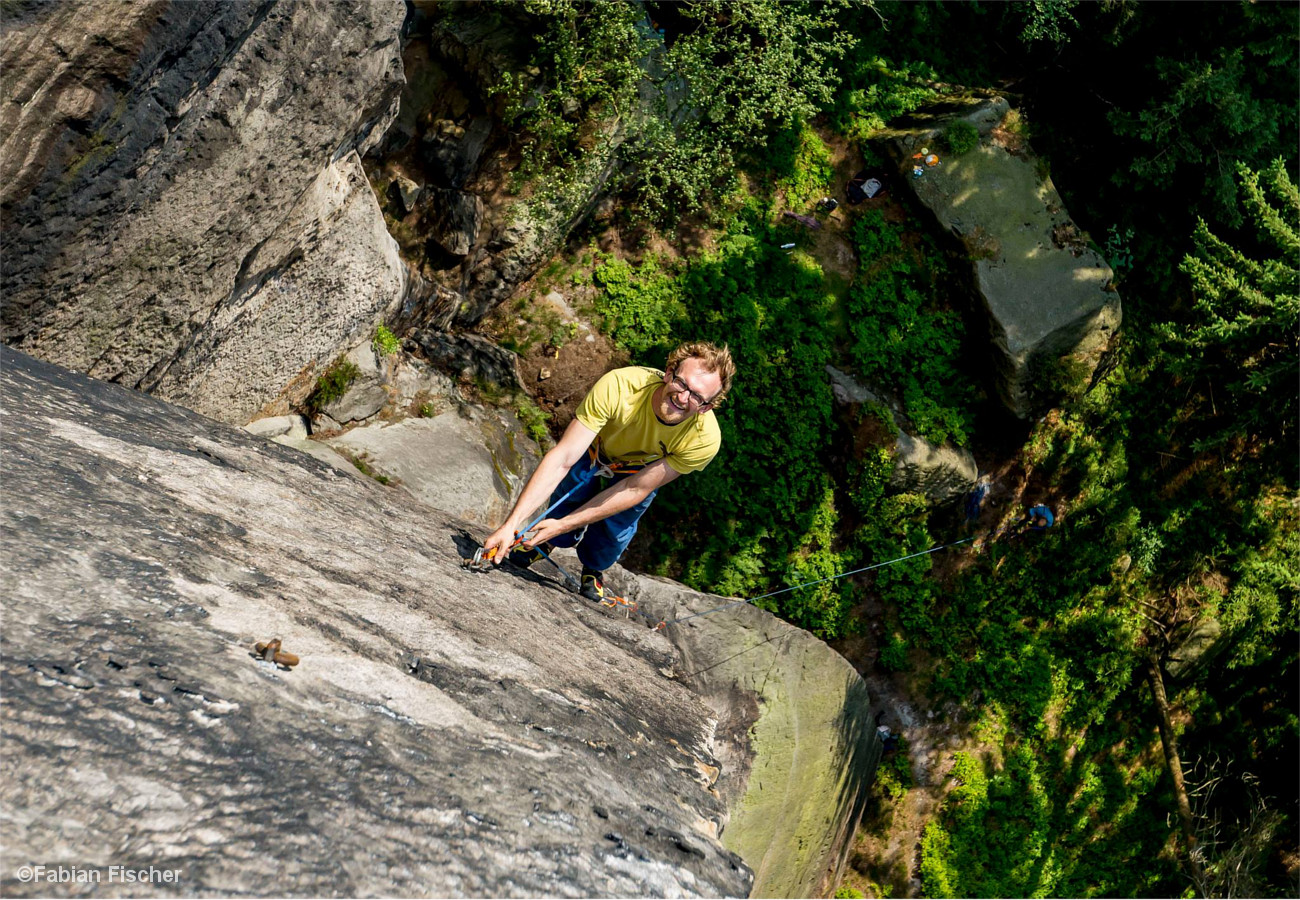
[666,341,735,407]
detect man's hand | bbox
[481,523,520,566]
[519,518,570,550]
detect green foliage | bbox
[829,53,939,142]
[592,255,683,354]
[846,210,975,445]
[833,886,865,900]
[1103,224,1135,277]
[878,632,909,671]
[372,325,401,358]
[418,402,436,418]
[505,0,853,222]
[1166,159,1300,459]
[515,396,553,447]
[874,736,913,802]
[1108,25,1300,228]
[305,357,360,415]
[765,119,835,209]
[944,120,979,155]
[1017,0,1079,45]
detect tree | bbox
[1166,158,1299,462]
[503,0,855,221]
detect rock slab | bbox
[0,346,751,898]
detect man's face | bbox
[654,357,723,425]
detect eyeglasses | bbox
[668,369,717,409]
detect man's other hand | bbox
[520,518,568,549]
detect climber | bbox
[965,480,990,523]
[1026,504,1055,532]
[481,342,734,603]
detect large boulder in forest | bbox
[0,0,408,424]
[0,346,877,898]
[882,97,1122,418]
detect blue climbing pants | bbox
[545,457,656,572]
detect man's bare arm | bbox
[482,418,596,563]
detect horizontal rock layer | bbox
[1,0,407,424]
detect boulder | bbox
[892,432,979,502]
[1,345,882,897]
[389,174,423,214]
[324,408,540,529]
[413,329,524,393]
[0,0,407,424]
[243,415,309,441]
[421,116,494,190]
[882,97,1121,418]
[827,366,978,502]
[1166,617,1224,683]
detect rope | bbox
[654,536,978,630]
[651,508,1050,631]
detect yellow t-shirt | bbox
[574,366,721,474]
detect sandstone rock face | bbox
[885,98,1122,418]
[325,408,540,530]
[1,0,407,424]
[892,432,979,502]
[1,346,753,897]
[618,573,881,899]
[413,329,525,393]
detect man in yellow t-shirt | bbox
[482,341,734,601]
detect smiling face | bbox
[653,357,724,425]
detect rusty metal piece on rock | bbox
[253,638,300,668]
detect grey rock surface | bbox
[414,329,524,392]
[427,187,486,257]
[892,432,979,502]
[269,434,363,479]
[325,409,540,529]
[1,0,407,424]
[884,98,1121,417]
[0,346,753,898]
[242,415,308,441]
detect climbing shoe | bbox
[579,567,606,603]
[507,542,553,569]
